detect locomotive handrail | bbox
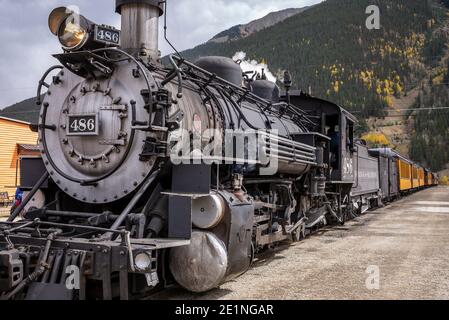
[161,54,184,99]
[35,65,63,106]
[260,131,317,151]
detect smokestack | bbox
[116,0,164,60]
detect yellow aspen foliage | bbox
[440,176,449,186]
[432,74,444,85]
[333,81,340,93]
[384,96,394,108]
[331,67,338,77]
[361,133,392,147]
[376,85,382,95]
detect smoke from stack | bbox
[232,51,277,83]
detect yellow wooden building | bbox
[0,116,39,199]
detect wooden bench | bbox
[0,192,14,207]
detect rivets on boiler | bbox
[102,155,109,163]
[92,83,100,92]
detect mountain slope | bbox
[0,96,40,123]
[209,7,310,43]
[180,0,446,117]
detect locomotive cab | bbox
[285,91,356,182]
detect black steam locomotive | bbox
[0,1,437,299]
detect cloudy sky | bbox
[0,0,321,108]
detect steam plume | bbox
[232,51,277,83]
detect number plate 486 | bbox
[94,25,120,46]
[67,114,99,136]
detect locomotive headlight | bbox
[48,7,121,52]
[57,16,89,50]
[49,7,90,51]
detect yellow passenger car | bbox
[418,167,425,188]
[398,158,412,191]
[411,165,419,189]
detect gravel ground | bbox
[155,186,449,300]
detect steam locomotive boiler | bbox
[0,0,437,300]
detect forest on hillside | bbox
[407,1,449,171]
[409,60,449,171]
[180,0,449,170]
[181,0,446,118]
